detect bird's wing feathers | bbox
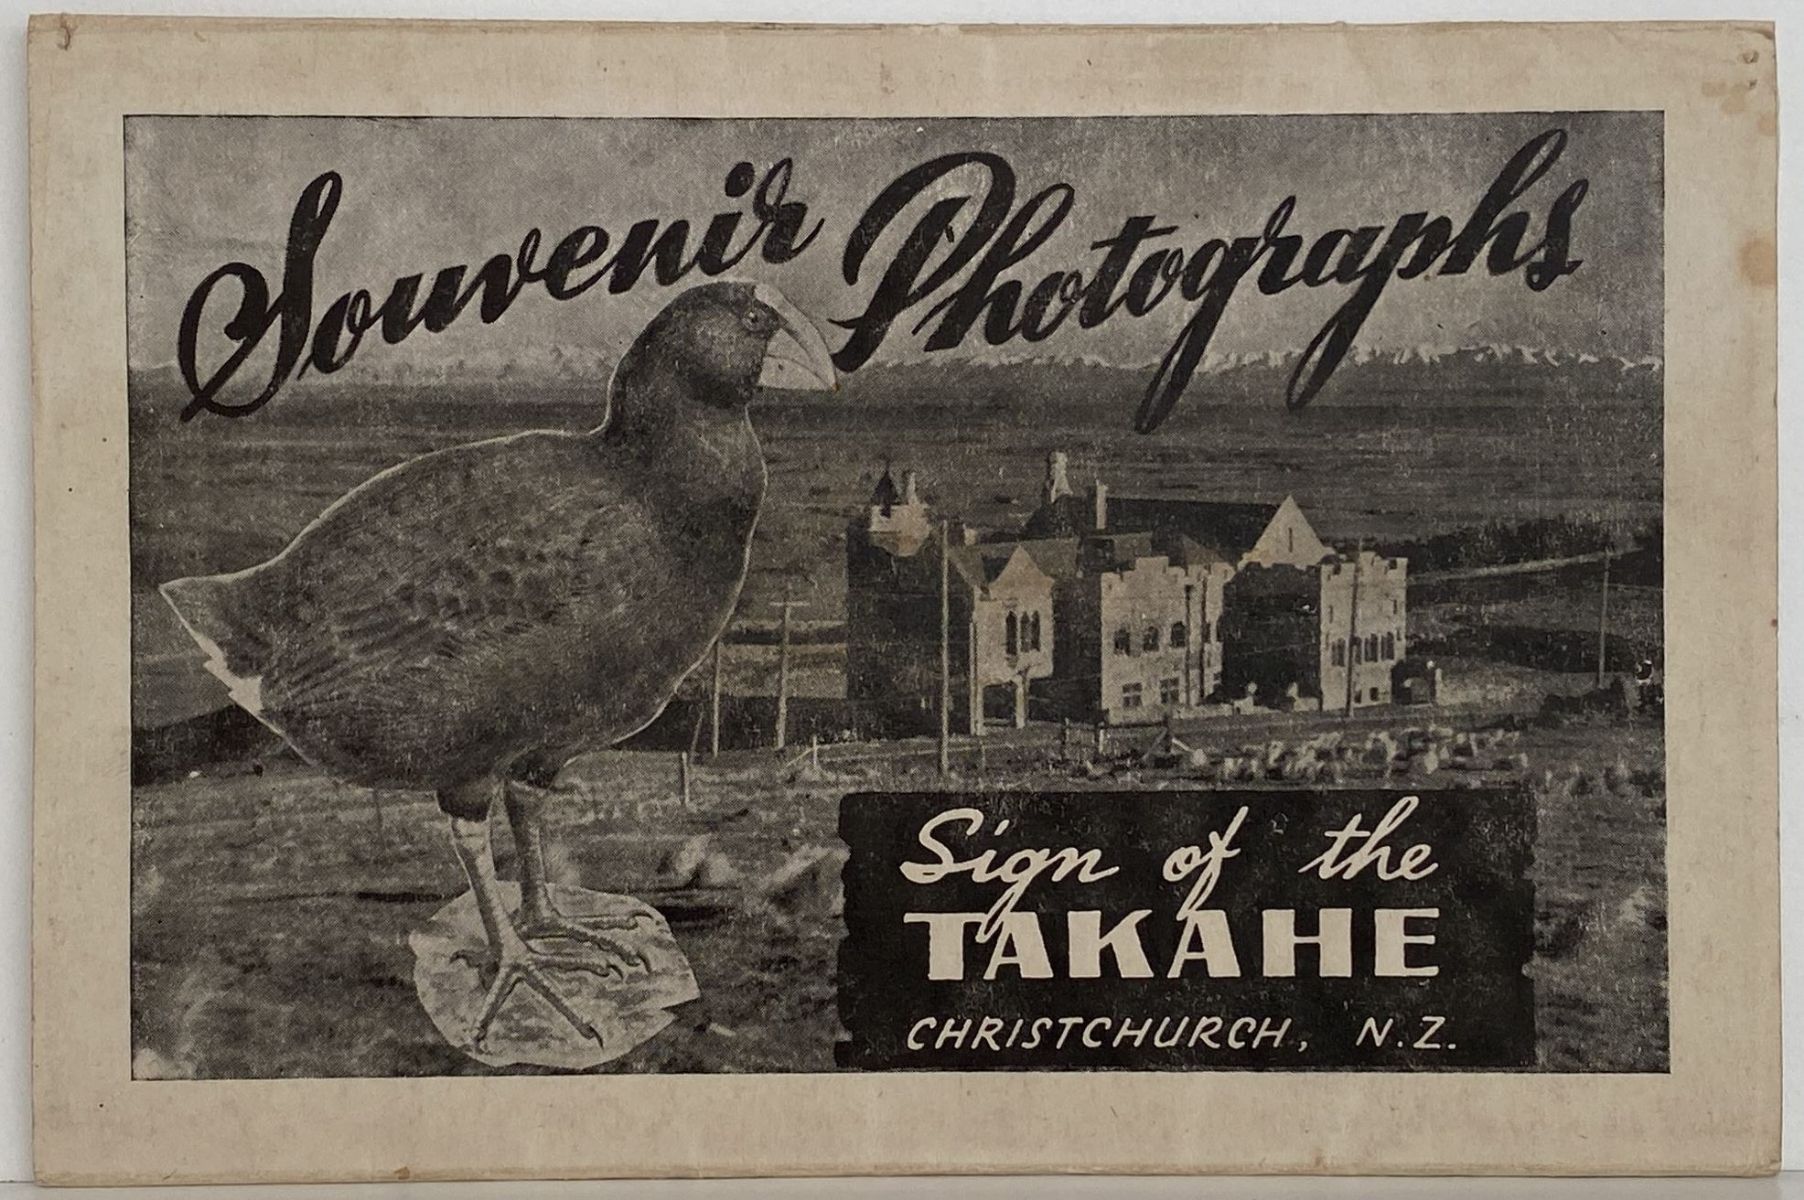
[216,433,675,715]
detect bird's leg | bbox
[446,812,620,1050]
[504,780,652,973]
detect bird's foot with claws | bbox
[516,908,654,977]
[453,934,619,1051]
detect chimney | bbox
[902,470,920,505]
[1043,451,1072,504]
[1092,480,1109,531]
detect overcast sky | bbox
[126,112,1661,379]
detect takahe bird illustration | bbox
[160,281,836,1049]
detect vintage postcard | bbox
[30,17,1777,1183]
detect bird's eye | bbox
[741,308,773,333]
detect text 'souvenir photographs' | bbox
[126,114,1665,1078]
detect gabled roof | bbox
[942,528,1235,595]
[1104,496,1285,561]
[946,545,1025,591]
[946,539,1071,593]
[1013,538,1085,581]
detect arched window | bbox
[1005,612,1019,656]
[1332,641,1346,667]
[1382,632,1396,660]
[1170,622,1188,648]
[1143,626,1160,651]
[1366,634,1380,661]
[1114,628,1132,655]
[1027,612,1042,651]
[1350,638,1361,664]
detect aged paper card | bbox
[29,16,1778,1183]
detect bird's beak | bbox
[754,282,838,393]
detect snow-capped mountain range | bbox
[1196,343,1663,374]
[130,341,1663,416]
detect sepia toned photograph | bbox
[27,14,1782,1182]
[125,112,1666,1079]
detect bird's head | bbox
[629,281,837,406]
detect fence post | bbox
[938,519,951,777]
[678,751,692,810]
[710,640,723,757]
[1596,544,1612,688]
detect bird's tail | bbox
[159,572,274,720]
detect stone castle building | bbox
[845,453,1408,732]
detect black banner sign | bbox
[837,788,1535,1071]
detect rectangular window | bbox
[1122,683,1144,709]
[1159,677,1180,705]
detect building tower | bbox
[860,464,931,557]
[846,463,941,734]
